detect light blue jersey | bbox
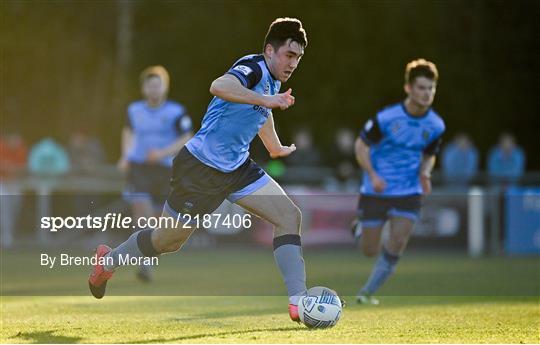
[359,103,445,196]
[186,54,281,172]
[126,100,192,167]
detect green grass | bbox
[2,296,538,343]
[1,248,539,343]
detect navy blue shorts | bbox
[123,162,171,206]
[357,194,422,228]
[164,147,270,220]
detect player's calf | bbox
[151,225,194,253]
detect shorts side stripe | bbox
[388,208,419,221]
[227,173,270,203]
[360,219,386,228]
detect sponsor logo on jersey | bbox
[422,130,430,141]
[253,105,270,118]
[233,65,252,76]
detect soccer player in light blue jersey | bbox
[118,66,193,281]
[353,59,445,304]
[89,18,309,322]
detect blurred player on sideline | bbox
[352,59,445,304]
[89,18,310,322]
[117,65,193,281]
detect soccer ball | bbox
[298,286,342,329]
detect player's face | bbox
[142,76,167,103]
[266,39,304,82]
[406,77,436,108]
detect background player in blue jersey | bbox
[353,59,445,304]
[118,65,193,281]
[89,18,310,322]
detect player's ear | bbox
[264,43,274,57]
[404,83,411,95]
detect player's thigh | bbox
[387,216,415,255]
[233,177,301,236]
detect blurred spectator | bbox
[328,128,358,183]
[0,132,28,248]
[0,132,28,180]
[68,129,106,174]
[28,138,70,176]
[488,133,525,184]
[441,133,479,185]
[285,128,321,167]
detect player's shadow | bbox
[166,305,285,321]
[131,326,305,343]
[12,330,83,344]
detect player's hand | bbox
[421,174,432,195]
[270,144,297,158]
[117,158,130,173]
[369,173,387,193]
[146,150,164,163]
[264,88,295,110]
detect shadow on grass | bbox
[340,295,540,309]
[12,330,82,344]
[165,305,285,321]
[131,326,304,343]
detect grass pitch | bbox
[1,248,539,343]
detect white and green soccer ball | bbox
[298,286,342,329]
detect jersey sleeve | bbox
[423,135,443,155]
[424,117,445,155]
[174,114,192,136]
[359,116,383,145]
[226,60,263,89]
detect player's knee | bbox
[293,206,302,232]
[282,205,302,234]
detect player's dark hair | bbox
[140,65,170,90]
[405,59,438,84]
[263,17,308,52]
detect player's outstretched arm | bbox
[210,74,295,110]
[259,114,296,158]
[355,137,386,192]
